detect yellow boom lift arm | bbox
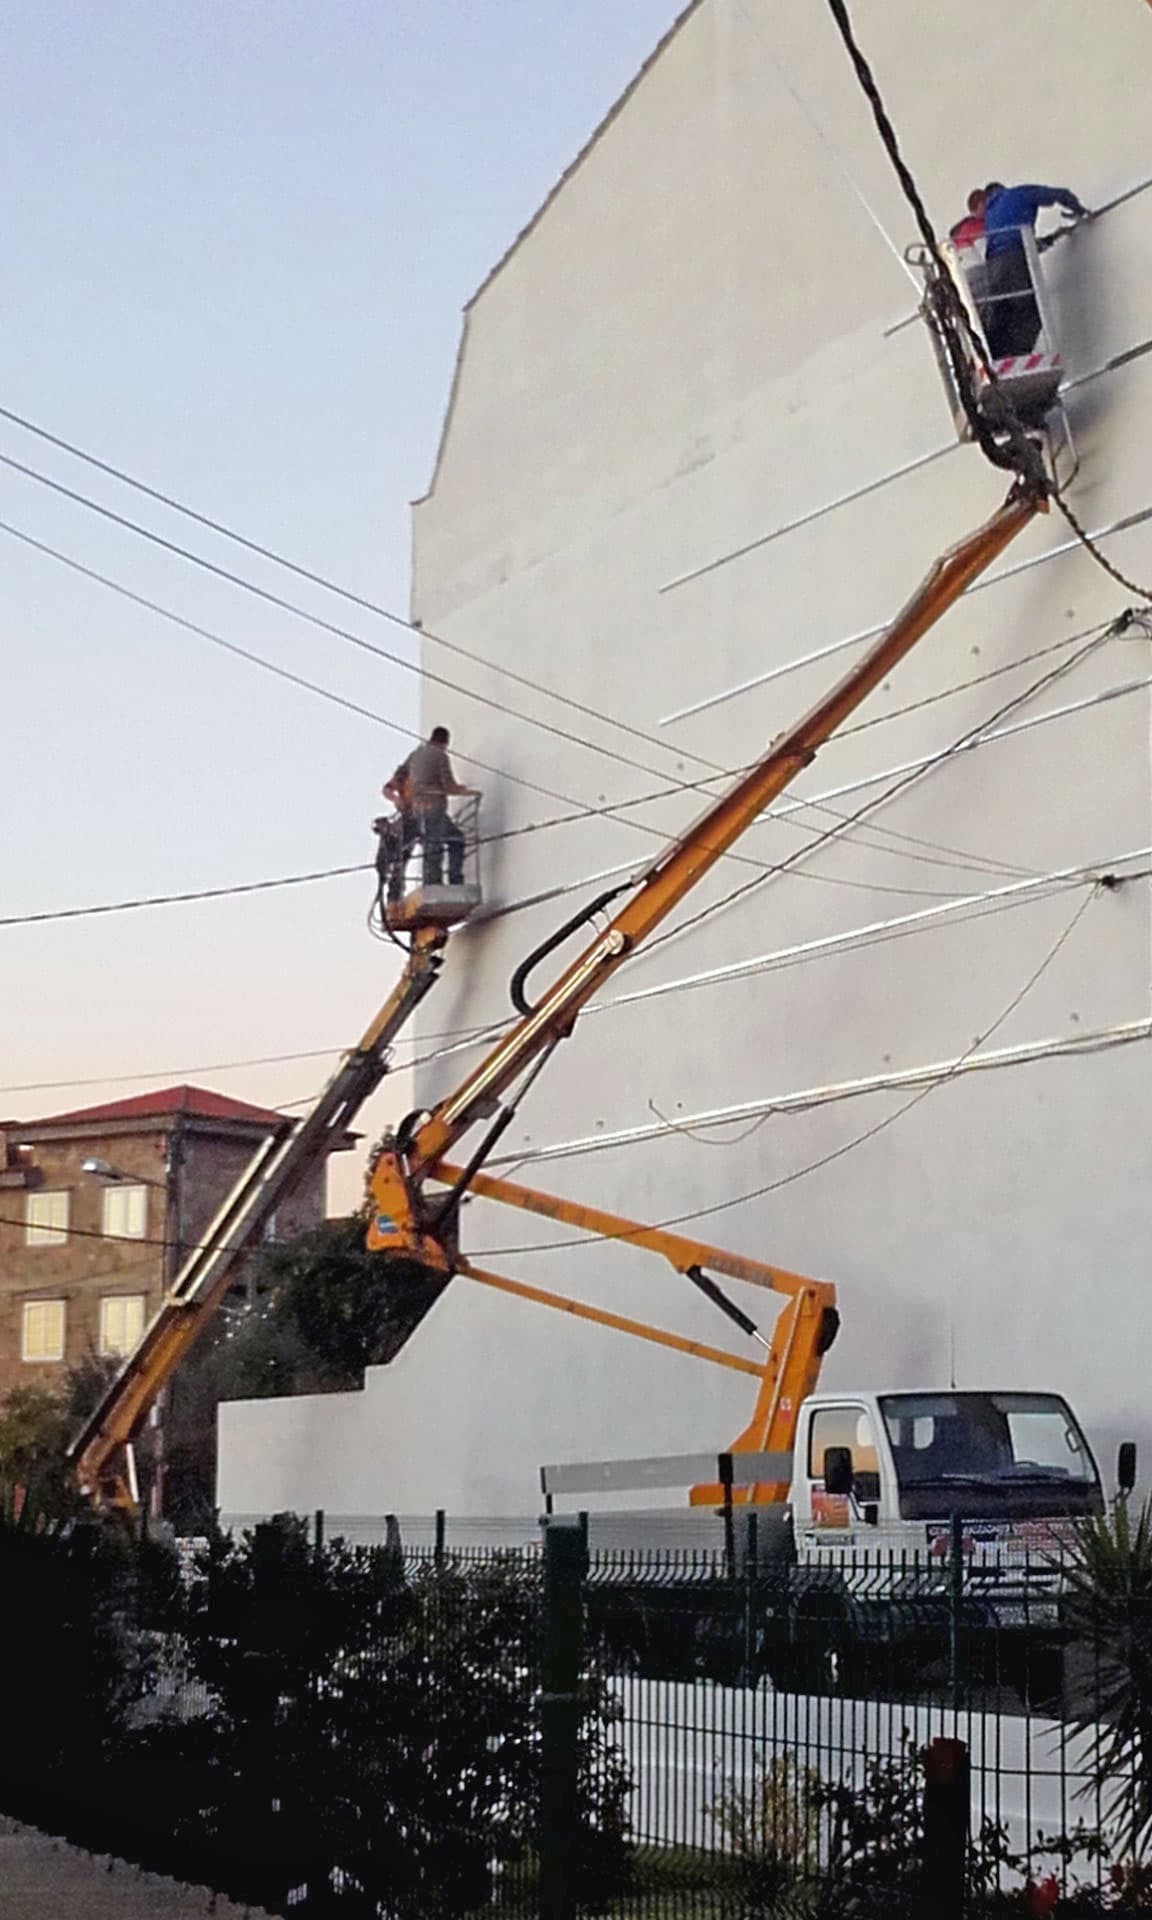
[70,926,449,1510]
[366,479,1045,1488]
[72,478,1043,1512]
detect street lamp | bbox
[81,1158,166,1188]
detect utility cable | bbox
[0,491,1020,896]
[12,852,1138,1106]
[6,507,1127,903]
[0,513,1036,917]
[638,618,1123,961]
[823,0,1152,597]
[1050,494,1152,605]
[0,612,1133,930]
[0,516,593,817]
[0,401,727,778]
[0,447,715,790]
[472,881,1104,1257]
[0,884,1111,1263]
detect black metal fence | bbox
[2,1511,1148,1916]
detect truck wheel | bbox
[766,1591,857,1697]
[1013,1639,1064,1714]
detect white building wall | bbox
[220,0,1152,1522]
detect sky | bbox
[0,0,683,1206]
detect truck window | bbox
[808,1406,880,1503]
[879,1393,1096,1486]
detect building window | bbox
[99,1294,146,1358]
[22,1298,66,1362]
[101,1184,148,1240]
[24,1190,70,1246]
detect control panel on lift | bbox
[913,224,1065,445]
[377,794,483,933]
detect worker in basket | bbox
[405,725,478,887]
[950,187,987,251]
[375,758,417,904]
[979,178,1088,359]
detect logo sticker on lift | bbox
[374,1213,399,1237]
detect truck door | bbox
[800,1403,882,1546]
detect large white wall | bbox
[221,0,1152,1523]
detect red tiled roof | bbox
[31,1085,286,1129]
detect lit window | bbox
[22,1298,66,1362]
[25,1191,70,1246]
[99,1294,146,1358]
[102,1184,148,1240]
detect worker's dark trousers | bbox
[421,807,465,886]
[377,815,417,901]
[981,249,1041,358]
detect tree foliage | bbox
[0,1512,634,1915]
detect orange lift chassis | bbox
[73,477,1044,1513]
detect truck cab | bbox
[792,1388,1104,1557]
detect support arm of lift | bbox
[368,479,1045,1269]
[70,926,448,1510]
[430,1163,840,1505]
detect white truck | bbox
[544,1387,1132,1706]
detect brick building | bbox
[0,1084,348,1402]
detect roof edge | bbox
[414,0,707,512]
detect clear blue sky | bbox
[0,0,681,1184]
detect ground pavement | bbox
[0,1817,261,1918]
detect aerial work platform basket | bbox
[913,225,1065,444]
[377,794,482,933]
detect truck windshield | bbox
[879,1393,1097,1488]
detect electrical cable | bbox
[0,515,820,891]
[0,889,1117,1261]
[0,401,736,779]
[5,510,1128,928]
[823,0,1152,599]
[12,859,1144,1114]
[0,515,592,817]
[0,514,1030,926]
[471,881,1104,1256]
[0,447,723,791]
[0,612,1133,932]
[1050,494,1152,605]
[638,618,1123,961]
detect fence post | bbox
[923,1736,969,1919]
[434,1507,446,1568]
[949,1510,965,1712]
[539,1512,589,1920]
[743,1508,759,1682]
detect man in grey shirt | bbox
[405,725,478,885]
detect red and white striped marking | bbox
[991,351,1062,378]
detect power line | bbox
[4,423,1133,889]
[639,620,1120,961]
[11,851,1141,1106]
[1,499,1134,931]
[823,0,1152,598]
[0,516,590,816]
[0,862,371,930]
[0,513,810,887]
[0,612,1130,931]
[1,514,952,898]
[471,882,1103,1257]
[0,514,1030,924]
[0,401,726,779]
[0,446,712,791]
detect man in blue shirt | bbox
[979,179,1087,358]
